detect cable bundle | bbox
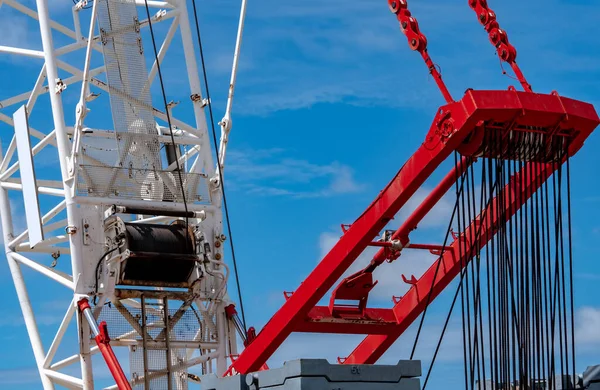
[454,133,577,390]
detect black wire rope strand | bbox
[501,155,512,387]
[550,156,561,386]
[423,264,469,390]
[534,151,546,386]
[533,152,543,387]
[547,157,558,390]
[456,153,470,390]
[410,155,469,359]
[474,161,488,390]
[507,156,519,385]
[189,0,248,333]
[542,154,551,388]
[528,137,539,388]
[540,158,551,383]
[463,160,476,389]
[500,156,510,387]
[559,153,568,382]
[566,150,577,388]
[468,162,484,390]
[493,152,505,386]
[518,148,525,387]
[484,145,496,388]
[488,151,500,388]
[461,157,475,389]
[524,151,532,388]
[558,148,571,383]
[543,158,555,390]
[142,1,191,244]
[466,163,479,389]
[553,156,566,382]
[423,157,478,389]
[423,153,501,390]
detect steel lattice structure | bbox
[0,0,247,388]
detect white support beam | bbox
[0,112,53,144]
[0,136,17,173]
[50,346,100,371]
[16,235,69,251]
[8,201,67,248]
[11,252,74,290]
[26,64,47,114]
[0,127,57,180]
[1,181,65,197]
[0,46,45,58]
[4,0,77,39]
[44,299,76,368]
[43,369,83,390]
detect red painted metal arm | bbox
[328,158,470,317]
[230,103,472,374]
[467,0,532,92]
[388,0,454,103]
[78,299,132,390]
[230,90,598,374]
[342,160,557,365]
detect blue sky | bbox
[1,0,599,388]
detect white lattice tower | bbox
[0,0,246,388]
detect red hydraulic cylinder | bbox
[78,298,132,390]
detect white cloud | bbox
[576,306,600,351]
[227,149,364,198]
[202,0,600,115]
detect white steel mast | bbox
[0,0,248,388]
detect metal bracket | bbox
[55,78,66,94]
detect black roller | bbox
[119,222,197,286]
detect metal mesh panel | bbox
[97,0,159,169]
[77,163,210,202]
[95,303,218,343]
[94,301,217,389]
[130,346,188,390]
[76,0,211,204]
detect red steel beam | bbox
[297,306,398,335]
[230,97,475,374]
[342,159,558,364]
[230,91,599,374]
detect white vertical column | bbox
[215,303,228,376]
[33,0,93,387]
[0,187,55,390]
[176,0,216,177]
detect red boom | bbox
[227,1,600,375]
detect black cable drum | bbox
[120,222,198,286]
[123,222,195,254]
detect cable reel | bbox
[103,215,200,287]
